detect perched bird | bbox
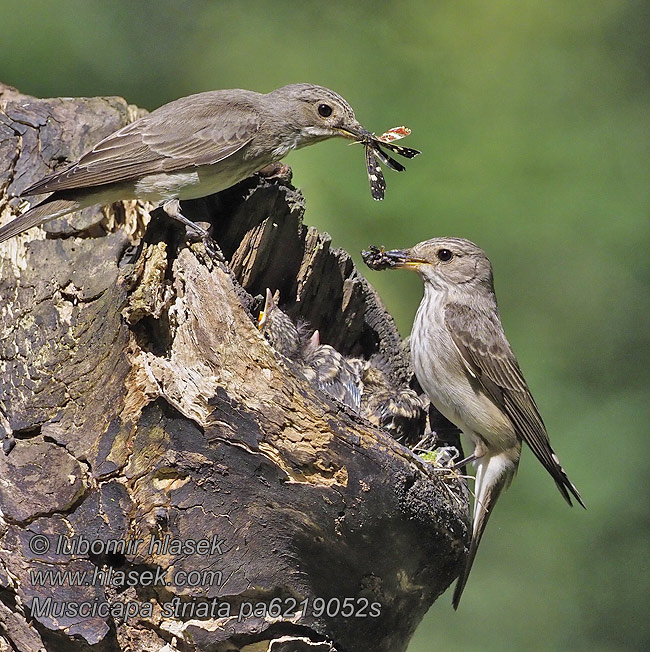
[0,84,417,244]
[362,238,585,608]
[257,289,305,361]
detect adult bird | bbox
[0,83,396,244]
[362,237,585,608]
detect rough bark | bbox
[0,83,468,652]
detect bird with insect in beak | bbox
[362,238,585,608]
[0,84,419,245]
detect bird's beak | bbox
[257,308,267,330]
[385,249,428,270]
[258,288,274,330]
[362,246,426,271]
[338,122,373,141]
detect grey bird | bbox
[0,83,411,244]
[357,355,427,446]
[257,289,362,410]
[362,238,585,608]
[257,289,305,361]
[258,290,426,441]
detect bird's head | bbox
[258,288,301,358]
[362,237,495,295]
[270,83,372,145]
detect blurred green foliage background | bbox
[2,1,648,650]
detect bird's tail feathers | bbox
[452,452,516,609]
[549,453,586,509]
[0,197,81,244]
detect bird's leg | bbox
[161,199,223,261]
[256,161,293,183]
[162,199,209,238]
[452,453,476,470]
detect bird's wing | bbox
[305,345,362,411]
[444,302,584,507]
[22,93,261,195]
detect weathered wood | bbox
[0,84,468,652]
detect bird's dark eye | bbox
[318,103,333,117]
[437,248,453,262]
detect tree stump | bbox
[0,83,468,652]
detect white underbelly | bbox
[411,297,517,453]
[133,157,270,203]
